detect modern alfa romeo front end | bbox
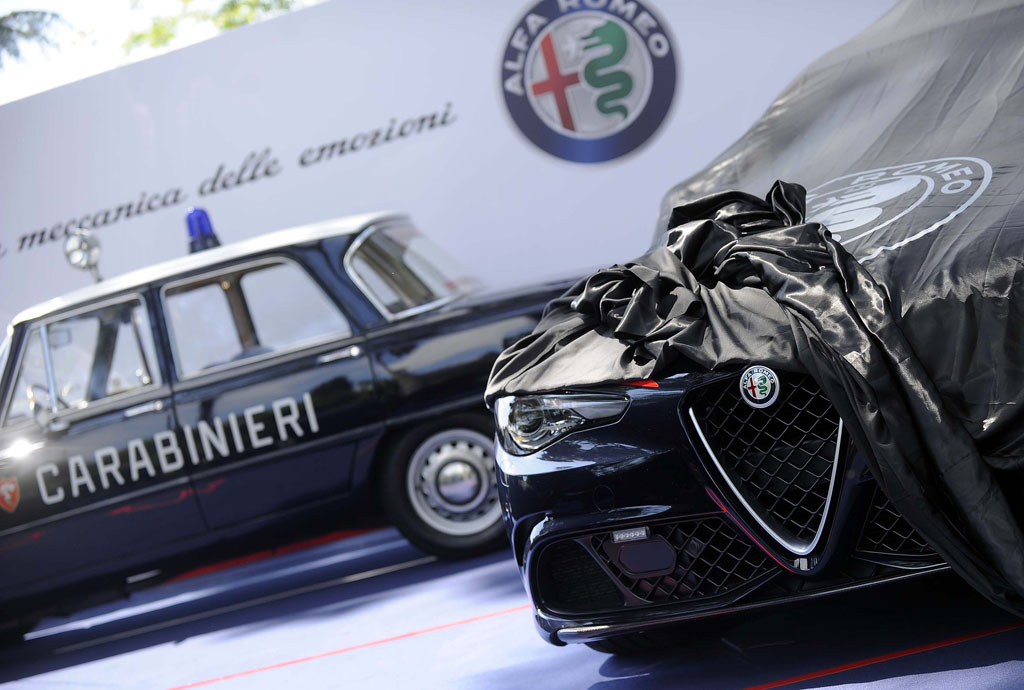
[494,366,945,652]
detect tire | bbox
[379,413,505,559]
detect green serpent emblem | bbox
[581,21,634,121]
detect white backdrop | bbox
[0,0,896,327]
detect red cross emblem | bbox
[0,477,19,513]
[530,33,581,131]
[746,377,760,399]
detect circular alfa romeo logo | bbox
[740,366,779,409]
[806,157,992,261]
[501,0,677,163]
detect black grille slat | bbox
[592,518,772,604]
[857,485,937,557]
[691,373,841,549]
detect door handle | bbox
[317,345,362,365]
[124,400,164,419]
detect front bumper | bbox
[496,372,945,645]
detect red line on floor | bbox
[163,603,533,690]
[168,529,376,583]
[742,622,1024,690]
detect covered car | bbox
[487,0,1024,651]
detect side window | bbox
[164,283,241,377]
[241,263,351,349]
[164,260,351,378]
[5,298,160,424]
[346,226,478,318]
[7,329,46,422]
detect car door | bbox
[162,255,381,529]
[0,293,207,592]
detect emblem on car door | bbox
[740,366,779,409]
[0,477,19,513]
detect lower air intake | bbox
[535,517,774,615]
[592,517,773,603]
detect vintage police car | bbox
[0,212,569,636]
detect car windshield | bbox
[347,226,480,318]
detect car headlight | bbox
[494,393,630,456]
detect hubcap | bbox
[406,428,501,537]
[436,460,482,505]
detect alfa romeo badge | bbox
[739,366,779,409]
[500,0,678,163]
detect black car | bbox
[494,372,945,652]
[0,212,569,635]
[492,0,1024,653]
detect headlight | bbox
[494,393,630,456]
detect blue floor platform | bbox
[1,529,1021,689]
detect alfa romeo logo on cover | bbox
[0,476,19,513]
[806,157,992,261]
[501,0,677,163]
[740,366,779,409]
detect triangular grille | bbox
[691,373,841,554]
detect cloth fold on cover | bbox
[486,180,1024,617]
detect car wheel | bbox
[380,413,505,559]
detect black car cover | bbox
[486,0,1024,615]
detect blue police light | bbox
[186,207,221,253]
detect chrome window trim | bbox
[689,408,844,557]
[0,326,13,393]
[38,325,58,414]
[342,224,458,323]
[0,292,160,427]
[159,255,355,382]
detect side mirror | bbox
[27,385,69,434]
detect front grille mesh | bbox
[536,518,774,615]
[691,373,841,549]
[857,485,936,557]
[593,517,772,603]
[538,540,624,613]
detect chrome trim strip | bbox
[123,400,164,419]
[316,345,362,364]
[688,407,843,556]
[0,473,193,539]
[38,324,59,414]
[554,564,949,644]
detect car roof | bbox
[12,211,405,326]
